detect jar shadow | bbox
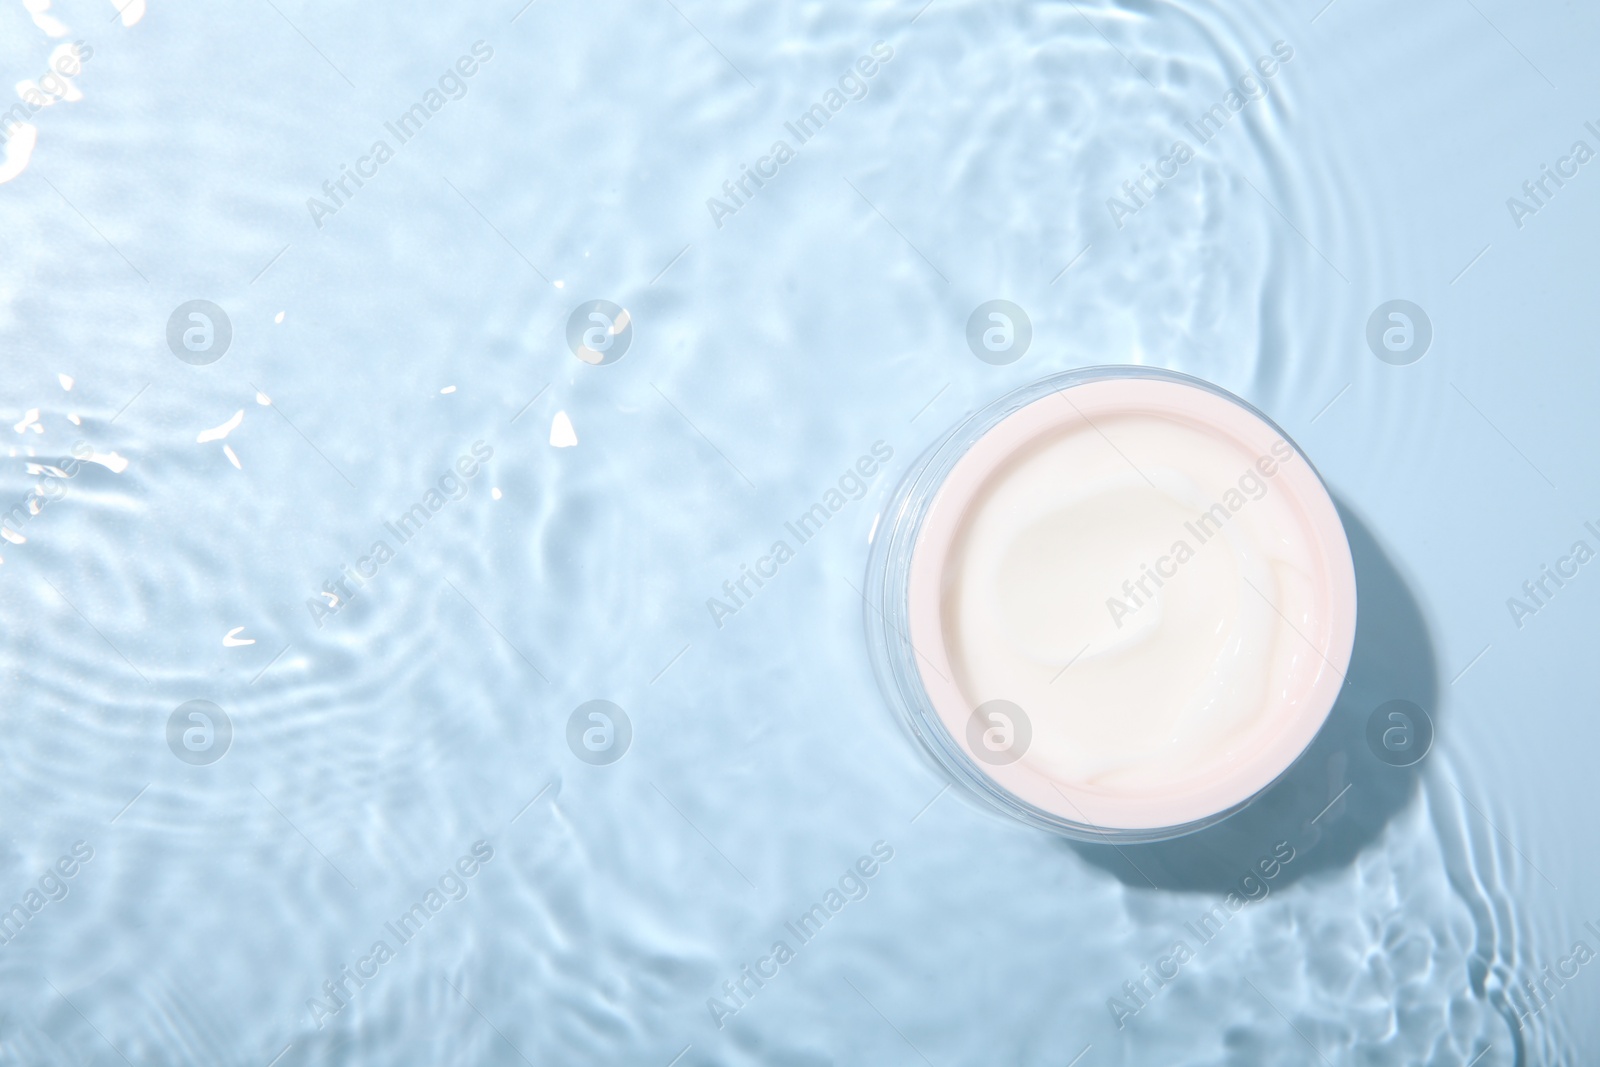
[1067,498,1437,894]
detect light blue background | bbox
[1,0,1597,1063]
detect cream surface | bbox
[947,414,1315,792]
[907,378,1356,830]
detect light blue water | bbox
[2,0,1598,1063]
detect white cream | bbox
[947,413,1314,790]
[905,377,1355,831]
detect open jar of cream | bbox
[865,368,1356,842]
